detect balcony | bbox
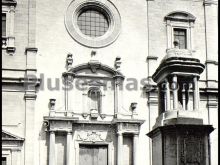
[152,47,205,128]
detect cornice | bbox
[204,0,218,6]
[2,0,17,6]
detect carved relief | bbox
[88,62,101,73]
[77,131,105,143]
[84,80,106,87]
[180,135,204,165]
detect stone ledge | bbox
[25,47,38,54]
[2,0,17,6]
[147,124,214,138]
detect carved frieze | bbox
[77,131,106,143]
[49,120,72,132]
[122,123,139,132]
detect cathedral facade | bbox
[2,0,218,165]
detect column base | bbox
[147,124,214,165]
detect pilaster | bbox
[24,93,36,165]
[49,131,56,165]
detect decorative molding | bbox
[165,48,193,57]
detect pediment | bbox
[68,61,124,78]
[165,11,196,22]
[2,130,24,141]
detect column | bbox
[66,131,72,165]
[117,132,123,165]
[114,81,119,115]
[182,84,186,110]
[9,6,15,36]
[193,76,199,110]
[7,6,15,51]
[166,20,172,48]
[49,131,56,165]
[165,79,170,111]
[24,93,36,165]
[114,77,121,116]
[133,134,139,165]
[186,83,191,110]
[172,75,178,109]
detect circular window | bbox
[65,0,121,48]
[77,9,109,37]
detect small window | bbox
[2,14,6,37]
[2,157,7,165]
[174,28,187,49]
[88,87,101,112]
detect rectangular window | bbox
[174,28,187,49]
[2,157,7,165]
[2,14,6,37]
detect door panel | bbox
[79,145,108,165]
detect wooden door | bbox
[79,145,108,165]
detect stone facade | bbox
[2,0,218,165]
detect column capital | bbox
[133,133,139,136]
[117,131,123,136]
[24,93,37,100]
[49,130,55,133]
[66,131,73,134]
